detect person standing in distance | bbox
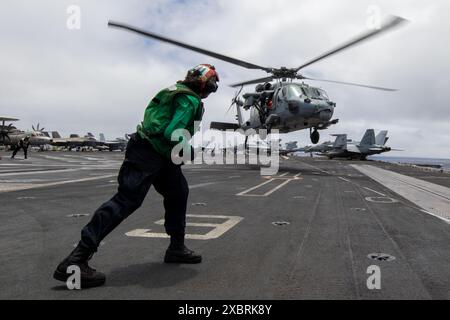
[53,64,219,288]
[11,136,31,159]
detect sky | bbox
[1,0,449,158]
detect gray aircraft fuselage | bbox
[244,82,337,134]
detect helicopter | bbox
[108,15,406,145]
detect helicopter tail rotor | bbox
[226,86,244,115]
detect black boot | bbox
[53,244,106,288]
[164,235,202,264]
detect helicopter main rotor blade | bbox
[108,21,270,72]
[299,76,397,91]
[226,86,244,115]
[229,76,274,88]
[295,15,407,72]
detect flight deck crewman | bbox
[53,64,219,288]
[11,136,30,159]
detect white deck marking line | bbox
[262,172,302,181]
[363,187,386,197]
[126,214,243,240]
[396,177,450,201]
[42,155,81,163]
[63,155,104,161]
[0,168,57,173]
[0,168,80,177]
[189,182,217,189]
[351,164,450,221]
[236,178,276,196]
[420,210,450,224]
[0,174,116,193]
[0,163,120,168]
[262,179,292,196]
[237,172,299,197]
[339,177,351,182]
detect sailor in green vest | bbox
[54,64,219,288]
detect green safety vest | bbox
[137,83,203,158]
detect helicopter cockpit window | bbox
[286,85,303,99]
[316,88,329,100]
[300,86,328,100]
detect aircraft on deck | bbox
[99,133,129,151]
[317,130,398,160]
[0,118,53,147]
[50,132,102,150]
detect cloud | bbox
[1,0,449,157]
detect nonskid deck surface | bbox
[0,151,449,299]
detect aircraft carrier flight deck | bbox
[1,151,449,299]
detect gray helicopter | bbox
[108,16,406,145]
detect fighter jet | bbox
[278,140,311,156]
[303,134,347,154]
[322,129,395,160]
[51,132,102,150]
[99,133,129,151]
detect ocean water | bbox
[370,155,450,172]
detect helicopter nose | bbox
[319,110,333,121]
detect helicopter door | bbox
[276,87,289,112]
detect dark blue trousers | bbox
[79,133,189,252]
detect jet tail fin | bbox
[51,131,61,139]
[99,133,106,143]
[375,130,388,145]
[331,134,347,149]
[360,129,375,146]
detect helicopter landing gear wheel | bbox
[310,128,320,144]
